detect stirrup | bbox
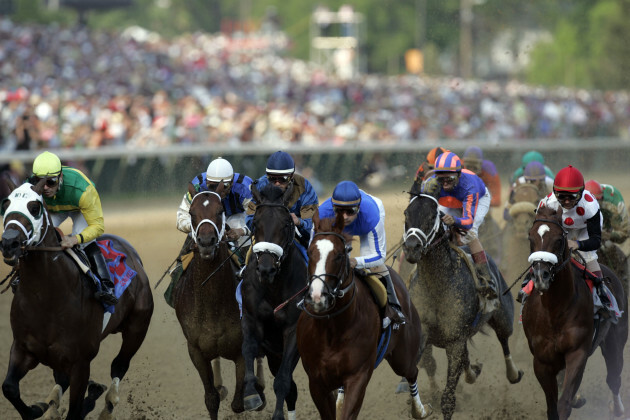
[95,290,118,306]
[236,266,246,280]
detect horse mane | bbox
[258,183,286,203]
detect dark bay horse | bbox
[402,189,523,420]
[297,211,431,420]
[0,180,153,420]
[240,183,307,420]
[523,204,628,420]
[172,184,246,420]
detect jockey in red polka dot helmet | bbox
[537,165,611,312]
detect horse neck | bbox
[542,257,577,310]
[190,244,235,295]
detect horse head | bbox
[250,182,295,283]
[509,201,537,239]
[402,178,444,263]
[188,183,226,260]
[304,209,353,313]
[528,203,569,292]
[1,179,49,265]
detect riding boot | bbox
[471,251,498,300]
[86,242,118,306]
[593,271,612,318]
[383,273,406,327]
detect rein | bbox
[251,202,295,268]
[201,234,252,287]
[529,217,571,282]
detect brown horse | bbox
[523,204,628,420]
[0,180,153,420]
[172,184,247,419]
[297,211,430,420]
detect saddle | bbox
[355,269,387,308]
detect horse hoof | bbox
[244,394,263,411]
[31,402,48,418]
[509,370,524,384]
[87,381,107,401]
[413,402,433,419]
[216,385,228,401]
[571,394,586,409]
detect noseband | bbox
[403,194,447,254]
[528,218,570,283]
[252,202,296,269]
[300,231,356,319]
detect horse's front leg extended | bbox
[187,344,220,420]
[340,368,373,420]
[558,349,589,420]
[2,345,46,420]
[308,378,335,420]
[533,358,560,420]
[65,362,90,420]
[441,341,466,420]
[271,326,300,420]
[241,314,263,411]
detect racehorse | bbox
[402,188,523,420]
[598,242,629,299]
[240,182,307,420]
[522,204,628,420]
[0,180,153,420]
[172,183,247,420]
[297,211,430,419]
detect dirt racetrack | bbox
[1,173,630,420]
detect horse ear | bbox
[5,176,17,192]
[32,177,46,195]
[421,177,440,198]
[281,181,294,207]
[312,207,320,231]
[251,181,262,203]
[187,182,196,199]
[333,209,345,233]
[215,181,225,195]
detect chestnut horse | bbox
[297,211,430,420]
[402,189,523,420]
[523,204,628,420]
[240,183,307,420]
[0,180,153,420]
[172,184,248,419]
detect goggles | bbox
[268,174,292,184]
[436,175,458,185]
[333,206,359,216]
[206,181,232,191]
[555,191,580,202]
[32,176,59,188]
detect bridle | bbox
[528,217,570,284]
[2,186,51,253]
[251,202,296,269]
[190,191,226,249]
[402,193,448,255]
[300,231,356,319]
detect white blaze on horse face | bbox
[203,199,210,207]
[537,224,550,245]
[310,239,334,303]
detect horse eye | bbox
[27,202,41,218]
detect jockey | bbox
[431,151,498,307]
[168,157,254,299]
[462,146,502,207]
[28,151,117,306]
[510,150,555,184]
[318,180,406,328]
[410,146,447,194]
[585,179,630,245]
[246,150,319,250]
[537,165,611,311]
[503,161,553,221]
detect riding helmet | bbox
[553,165,584,193]
[32,151,62,177]
[463,146,483,162]
[426,147,447,166]
[332,181,361,207]
[523,161,546,181]
[585,179,603,200]
[206,157,234,183]
[434,151,462,173]
[266,151,295,175]
[521,150,545,167]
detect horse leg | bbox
[441,342,466,420]
[340,370,373,420]
[256,356,266,389]
[211,359,228,401]
[65,363,90,420]
[407,380,432,419]
[185,344,220,420]
[418,344,439,398]
[462,345,482,384]
[2,347,48,420]
[557,350,589,420]
[496,333,524,384]
[270,337,300,420]
[307,379,335,420]
[533,358,560,420]
[241,316,264,411]
[230,355,246,413]
[601,334,626,417]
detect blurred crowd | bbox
[1,17,630,152]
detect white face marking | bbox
[537,224,550,244]
[310,239,334,301]
[203,199,210,207]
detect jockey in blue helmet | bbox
[318,180,406,328]
[247,151,319,249]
